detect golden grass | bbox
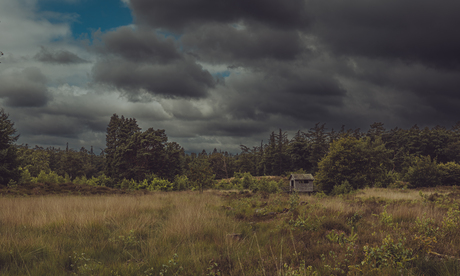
[1,187,460,275]
[355,187,430,201]
[0,191,247,275]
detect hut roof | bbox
[289,174,314,180]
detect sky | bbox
[1,0,460,154]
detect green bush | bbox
[404,156,440,187]
[315,136,392,194]
[173,175,188,191]
[438,162,460,186]
[147,177,174,191]
[19,167,33,184]
[256,179,280,193]
[331,180,353,195]
[31,170,65,184]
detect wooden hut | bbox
[289,174,315,193]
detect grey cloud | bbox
[221,65,346,123]
[181,23,305,63]
[100,27,181,63]
[92,58,215,98]
[129,0,309,31]
[34,46,88,64]
[91,26,216,99]
[307,0,460,68]
[0,67,50,107]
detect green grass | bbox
[1,187,460,275]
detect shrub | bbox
[148,177,174,191]
[438,162,460,186]
[19,167,33,184]
[331,180,353,195]
[358,235,414,272]
[256,179,280,193]
[315,136,392,194]
[404,156,440,187]
[173,175,188,191]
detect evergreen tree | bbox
[288,130,312,172]
[0,109,20,185]
[261,131,277,175]
[305,123,330,173]
[274,129,290,175]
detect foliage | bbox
[414,213,439,237]
[0,109,20,185]
[69,252,102,275]
[32,170,65,184]
[173,175,188,191]
[331,180,353,195]
[315,136,392,194]
[376,206,394,227]
[147,177,174,191]
[105,114,184,182]
[442,207,460,237]
[404,155,440,187]
[357,235,414,273]
[187,157,215,192]
[438,161,460,186]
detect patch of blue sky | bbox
[213,71,231,78]
[38,0,133,40]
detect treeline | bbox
[3,108,460,192]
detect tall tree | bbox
[315,136,392,194]
[0,109,20,185]
[274,129,290,175]
[305,123,330,173]
[187,156,215,193]
[288,130,312,172]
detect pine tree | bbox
[0,109,20,185]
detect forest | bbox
[2,108,460,193]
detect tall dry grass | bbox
[1,187,460,275]
[0,191,248,275]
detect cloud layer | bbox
[2,0,460,153]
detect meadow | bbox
[1,187,460,275]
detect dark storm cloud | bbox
[92,58,215,98]
[0,67,50,107]
[336,57,460,126]
[99,27,181,63]
[307,0,460,69]
[129,0,309,31]
[34,46,88,64]
[181,23,305,63]
[91,27,215,99]
[226,71,345,123]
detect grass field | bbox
[1,187,460,275]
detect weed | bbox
[282,260,318,276]
[414,213,439,237]
[289,192,300,212]
[69,252,102,276]
[442,207,460,237]
[354,235,414,274]
[375,206,394,227]
[109,229,140,250]
[346,212,363,227]
[206,259,221,276]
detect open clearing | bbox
[1,187,460,275]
